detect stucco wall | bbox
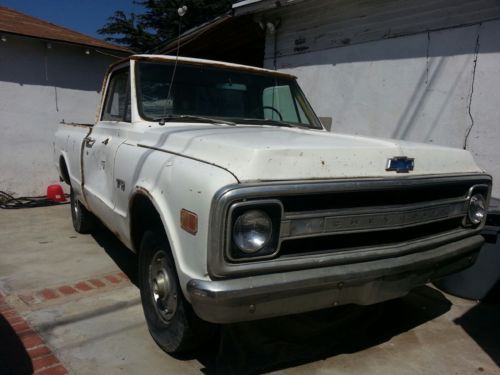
[265,20,500,198]
[0,35,117,196]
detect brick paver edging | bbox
[0,293,68,374]
[19,272,130,306]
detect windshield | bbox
[135,61,322,129]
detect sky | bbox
[0,0,143,39]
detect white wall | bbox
[0,36,118,196]
[265,20,500,198]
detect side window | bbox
[102,69,131,122]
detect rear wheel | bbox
[138,230,215,354]
[70,188,95,234]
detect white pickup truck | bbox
[54,54,491,353]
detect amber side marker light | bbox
[181,209,198,235]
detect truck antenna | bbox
[159,5,188,126]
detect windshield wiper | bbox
[240,118,301,128]
[158,114,236,126]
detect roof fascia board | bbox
[0,31,130,55]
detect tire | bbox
[70,188,95,234]
[138,230,215,354]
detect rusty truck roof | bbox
[128,54,296,79]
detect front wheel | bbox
[138,230,215,354]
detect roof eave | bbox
[0,30,131,54]
[232,0,308,15]
[152,13,232,54]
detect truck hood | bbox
[137,124,482,182]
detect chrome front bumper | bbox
[187,235,483,324]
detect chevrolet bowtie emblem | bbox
[386,156,415,173]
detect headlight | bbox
[468,194,486,224]
[233,210,272,253]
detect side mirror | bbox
[319,117,332,131]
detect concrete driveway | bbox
[0,205,499,374]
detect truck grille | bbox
[280,218,464,257]
[208,174,491,278]
[276,180,483,257]
[279,181,473,212]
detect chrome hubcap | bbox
[150,250,177,322]
[73,199,79,216]
[153,270,170,301]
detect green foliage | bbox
[98,0,232,52]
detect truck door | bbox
[82,67,131,226]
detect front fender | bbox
[113,144,238,300]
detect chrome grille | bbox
[279,218,464,257]
[276,180,483,257]
[208,174,492,278]
[281,199,468,239]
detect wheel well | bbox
[130,194,165,252]
[59,156,70,185]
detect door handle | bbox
[85,137,96,148]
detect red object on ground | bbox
[46,184,66,202]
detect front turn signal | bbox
[181,209,198,235]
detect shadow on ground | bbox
[455,280,500,367]
[0,315,33,375]
[194,286,451,374]
[91,225,139,287]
